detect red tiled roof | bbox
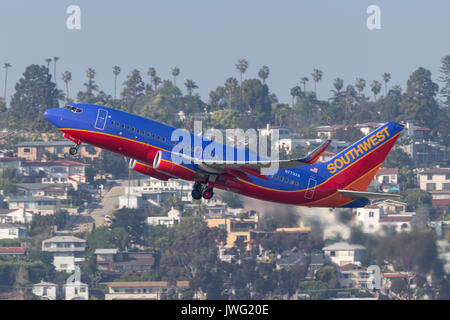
[0,247,26,254]
[413,125,430,131]
[364,205,380,209]
[432,199,450,207]
[383,273,414,278]
[376,168,399,175]
[379,216,412,222]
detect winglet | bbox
[296,139,331,164]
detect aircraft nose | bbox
[44,108,62,127]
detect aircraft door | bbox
[304,176,317,200]
[94,109,108,130]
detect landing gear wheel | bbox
[202,188,214,200]
[69,146,78,156]
[191,189,202,200]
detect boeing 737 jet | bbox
[44,104,404,208]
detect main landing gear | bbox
[191,181,214,200]
[69,143,80,156]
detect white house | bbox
[118,194,143,209]
[0,208,34,224]
[337,264,370,289]
[64,281,89,300]
[147,207,182,226]
[103,281,190,300]
[0,223,27,240]
[354,203,415,234]
[373,168,399,192]
[322,242,366,266]
[32,281,59,300]
[418,167,450,192]
[42,236,87,272]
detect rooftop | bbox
[419,168,450,174]
[94,249,119,255]
[43,235,86,243]
[376,168,399,175]
[322,242,366,251]
[104,281,189,288]
[22,160,89,167]
[17,140,73,147]
[0,247,27,254]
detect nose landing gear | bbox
[69,143,80,156]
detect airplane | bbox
[44,104,404,208]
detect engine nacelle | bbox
[153,150,197,181]
[132,160,171,181]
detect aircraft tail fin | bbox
[324,121,404,192]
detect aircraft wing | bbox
[338,189,401,200]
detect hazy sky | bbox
[1,0,450,106]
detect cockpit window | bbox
[63,105,83,113]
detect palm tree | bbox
[171,67,180,86]
[344,85,357,123]
[311,69,323,96]
[147,67,156,90]
[235,59,248,84]
[184,79,198,96]
[45,58,52,70]
[382,72,391,95]
[355,77,366,97]
[290,86,302,108]
[224,77,238,108]
[62,71,72,99]
[258,66,270,84]
[112,66,121,98]
[152,75,161,90]
[333,78,344,93]
[53,57,59,87]
[300,77,309,92]
[3,63,11,103]
[371,80,382,100]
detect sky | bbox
[1,0,450,106]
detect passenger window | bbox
[290,179,294,185]
[162,137,166,142]
[142,130,145,135]
[136,129,140,134]
[127,125,130,130]
[147,132,150,137]
[111,120,115,125]
[122,124,125,129]
[116,122,120,127]
[157,136,160,140]
[152,134,155,138]
[132,128,135,132]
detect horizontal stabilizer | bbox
[296,139,331,164]
[338,189,400,200]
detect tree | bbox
[382,72,391,95]
[370,80,382,100]
[258,65,270,84]
[311,69,323,96]
[333,77,344,93]
[235,59,248,84]
[53,57,59,88]
[110,208,148,247]
[9,64,59,130]
[171,67,180,86]
[184,79,198,96]
[45,58,52,69]
[147,67,157,90]
[224,77,238,109]
[398,67,439,130]
[355,77,366,97]
[3,63,11,103]
[290,86,302,108]
[112,66,121,99]
[77,68,99,103]
[239,79,272,126]
[121,69,145,112]
[300,77,309,92]
[152,75,162,91]
[61,71,72,100]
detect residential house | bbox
[250,227,311,243]
[32,281,59,300]
[381,272,416,298]
[94,249,156,274]
[218,245,237,263]
[14,183,71,199]
[400,141,448,165]
[0,223,27,240]
[372,168,399,192]
[103,281,190,300]
[430,190,450,214]
[418,168,450,192]
[205,214,259,246]
[6,196,60,215]
[42,236,87,272]
[259,124,292,139]
[315,124,348,139]
[0,246,27,259]
[354,122,384,135]
[0,208,34,224]
[322,242,366,266]
[276,248,308,270]
[20,160,89,187]
[118,194,143,209]
[337,264,370,289]
[64,281,89,300]
[436,240,450,274]
[17,140,101,161]
[147,207,181,226]
[354,204,414,234]
[309,253,324,272]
